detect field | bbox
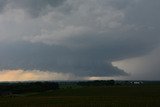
[0,83,160,107]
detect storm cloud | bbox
[0,0,160,79]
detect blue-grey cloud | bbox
[0,0,159,78]
[0,42,126,76]
[0,0,7,12]
[4,0,65,18]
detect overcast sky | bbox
[0,0,160,81]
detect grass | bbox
[0,85,160,107]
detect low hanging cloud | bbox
[113,46,160,80]
[0,42,127,76]
[0,0,159,79]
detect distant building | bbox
[130,81,143,85]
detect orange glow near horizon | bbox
[0,69,72,81]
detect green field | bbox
[0,84,160,107]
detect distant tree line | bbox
[0,80,149,95]
[77,80,115,86]
[0,82,59,94]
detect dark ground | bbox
[0,81,160,107]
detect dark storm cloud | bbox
[0,0,159,78]
[1,0,65,17]
[0,42,126,76]
[0,0,7,12]
[65,27,160,61]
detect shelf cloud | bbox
[0,0,160,80]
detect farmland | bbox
[0,81,160,107]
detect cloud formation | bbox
[0,0,159,79]
[0,42,126,76]
[113,46,160,80]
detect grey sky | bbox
[0,0,159,80]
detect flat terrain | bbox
[0,84,160,107]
